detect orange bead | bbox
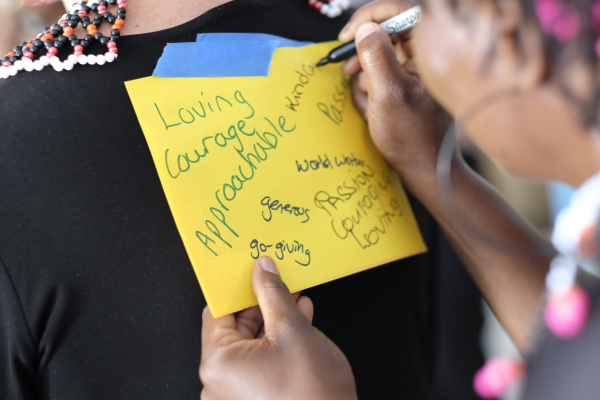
[115,18,125,27]
[45,33,54,40]
[7,52,15,57]
[63,27,74,36]
[24,43,33,48]
[87,26,97,33]
[40,35,48,42]
[112,24,121,30]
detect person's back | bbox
[0,0,448,397]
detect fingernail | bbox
[203,305,210,316]
[260,256,279,275]
[339,23,350,39]
[356,22,377,44]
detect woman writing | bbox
[200,0,600,398]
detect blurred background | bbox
[0,0,574,399]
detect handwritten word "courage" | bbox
[250,239,311,266]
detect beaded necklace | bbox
[0,0,125,79]
[306,0,351,19]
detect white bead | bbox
[87,54,97,65]
[22,57,33,66]
[0,67,8,79]
[40,56,50,66]
[50,56,62,66]
[77,55,88,65]
[68,54,79,64]
[105,52,115,63]
[59,13,68,22]
[320,4,330,13]
[87,0,99,5]
[7,65,17,76]
[34,60,44,71]
[340,0,351,9]
[63,59,74,70]
[24,62,34,72]
[70,4,82,12]
[52,62,64,71]
[96,54,106,65]
[14,60,24,71]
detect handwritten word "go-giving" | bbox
[250,239,311,266]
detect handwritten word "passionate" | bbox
[250,239,311,266]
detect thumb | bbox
[251,256,307,338]
[355,22,410,103]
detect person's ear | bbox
[495,0,546,91]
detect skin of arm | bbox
[340,0,556,352]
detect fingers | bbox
[342,55,361,76]
[201,306,243,358]
[235,291,302,339]
[297,296,314,324]
[251,256,306,338]
[339,0,416,43]
[355,22,412,103]
[351,73,368,119]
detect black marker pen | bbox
[317,5,421,67]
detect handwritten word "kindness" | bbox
[250,239,311,266]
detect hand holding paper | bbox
[126,40,426,317]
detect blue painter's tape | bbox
[152,40,279,78]
[196,32,313,48]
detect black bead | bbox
[107,16,116,24]
[52,24,61,30]
[50,29,60,37]
[2,57,9,63]
[94,32,104,40]
[13,45,21,52]
[65,12,72,18]
[30,46,39,54]
[54,40,64,49]
[71,39,80,46]
[10,56,18,62]
[93,20,102,28]
[104,11,113,18]
[20,41,28,47]
[81,16,90,22]
[68,20,78,28]
[109,35,119,42]
[70,15,81,22]
[117,13,126,20]
[99,37,110,45]
[68,34,78,41]
[80,39,90,48]
[15,50,23,57]
[44,26,50,32]
[108,0,117,4]
[117,7,126,13]
[99,0,108,5]
[82,21,90,28]
[58,35,69,43]
[33,39,43,47]
[84,34,94,42]
[83,5,91,12]
[111,29,120,36]
[44,39,54,46]
[37,33,43,39]
[90,3,98,11]
[94,13,103,20]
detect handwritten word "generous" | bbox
[261,196,310,223]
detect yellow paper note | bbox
[125,41,427,317]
